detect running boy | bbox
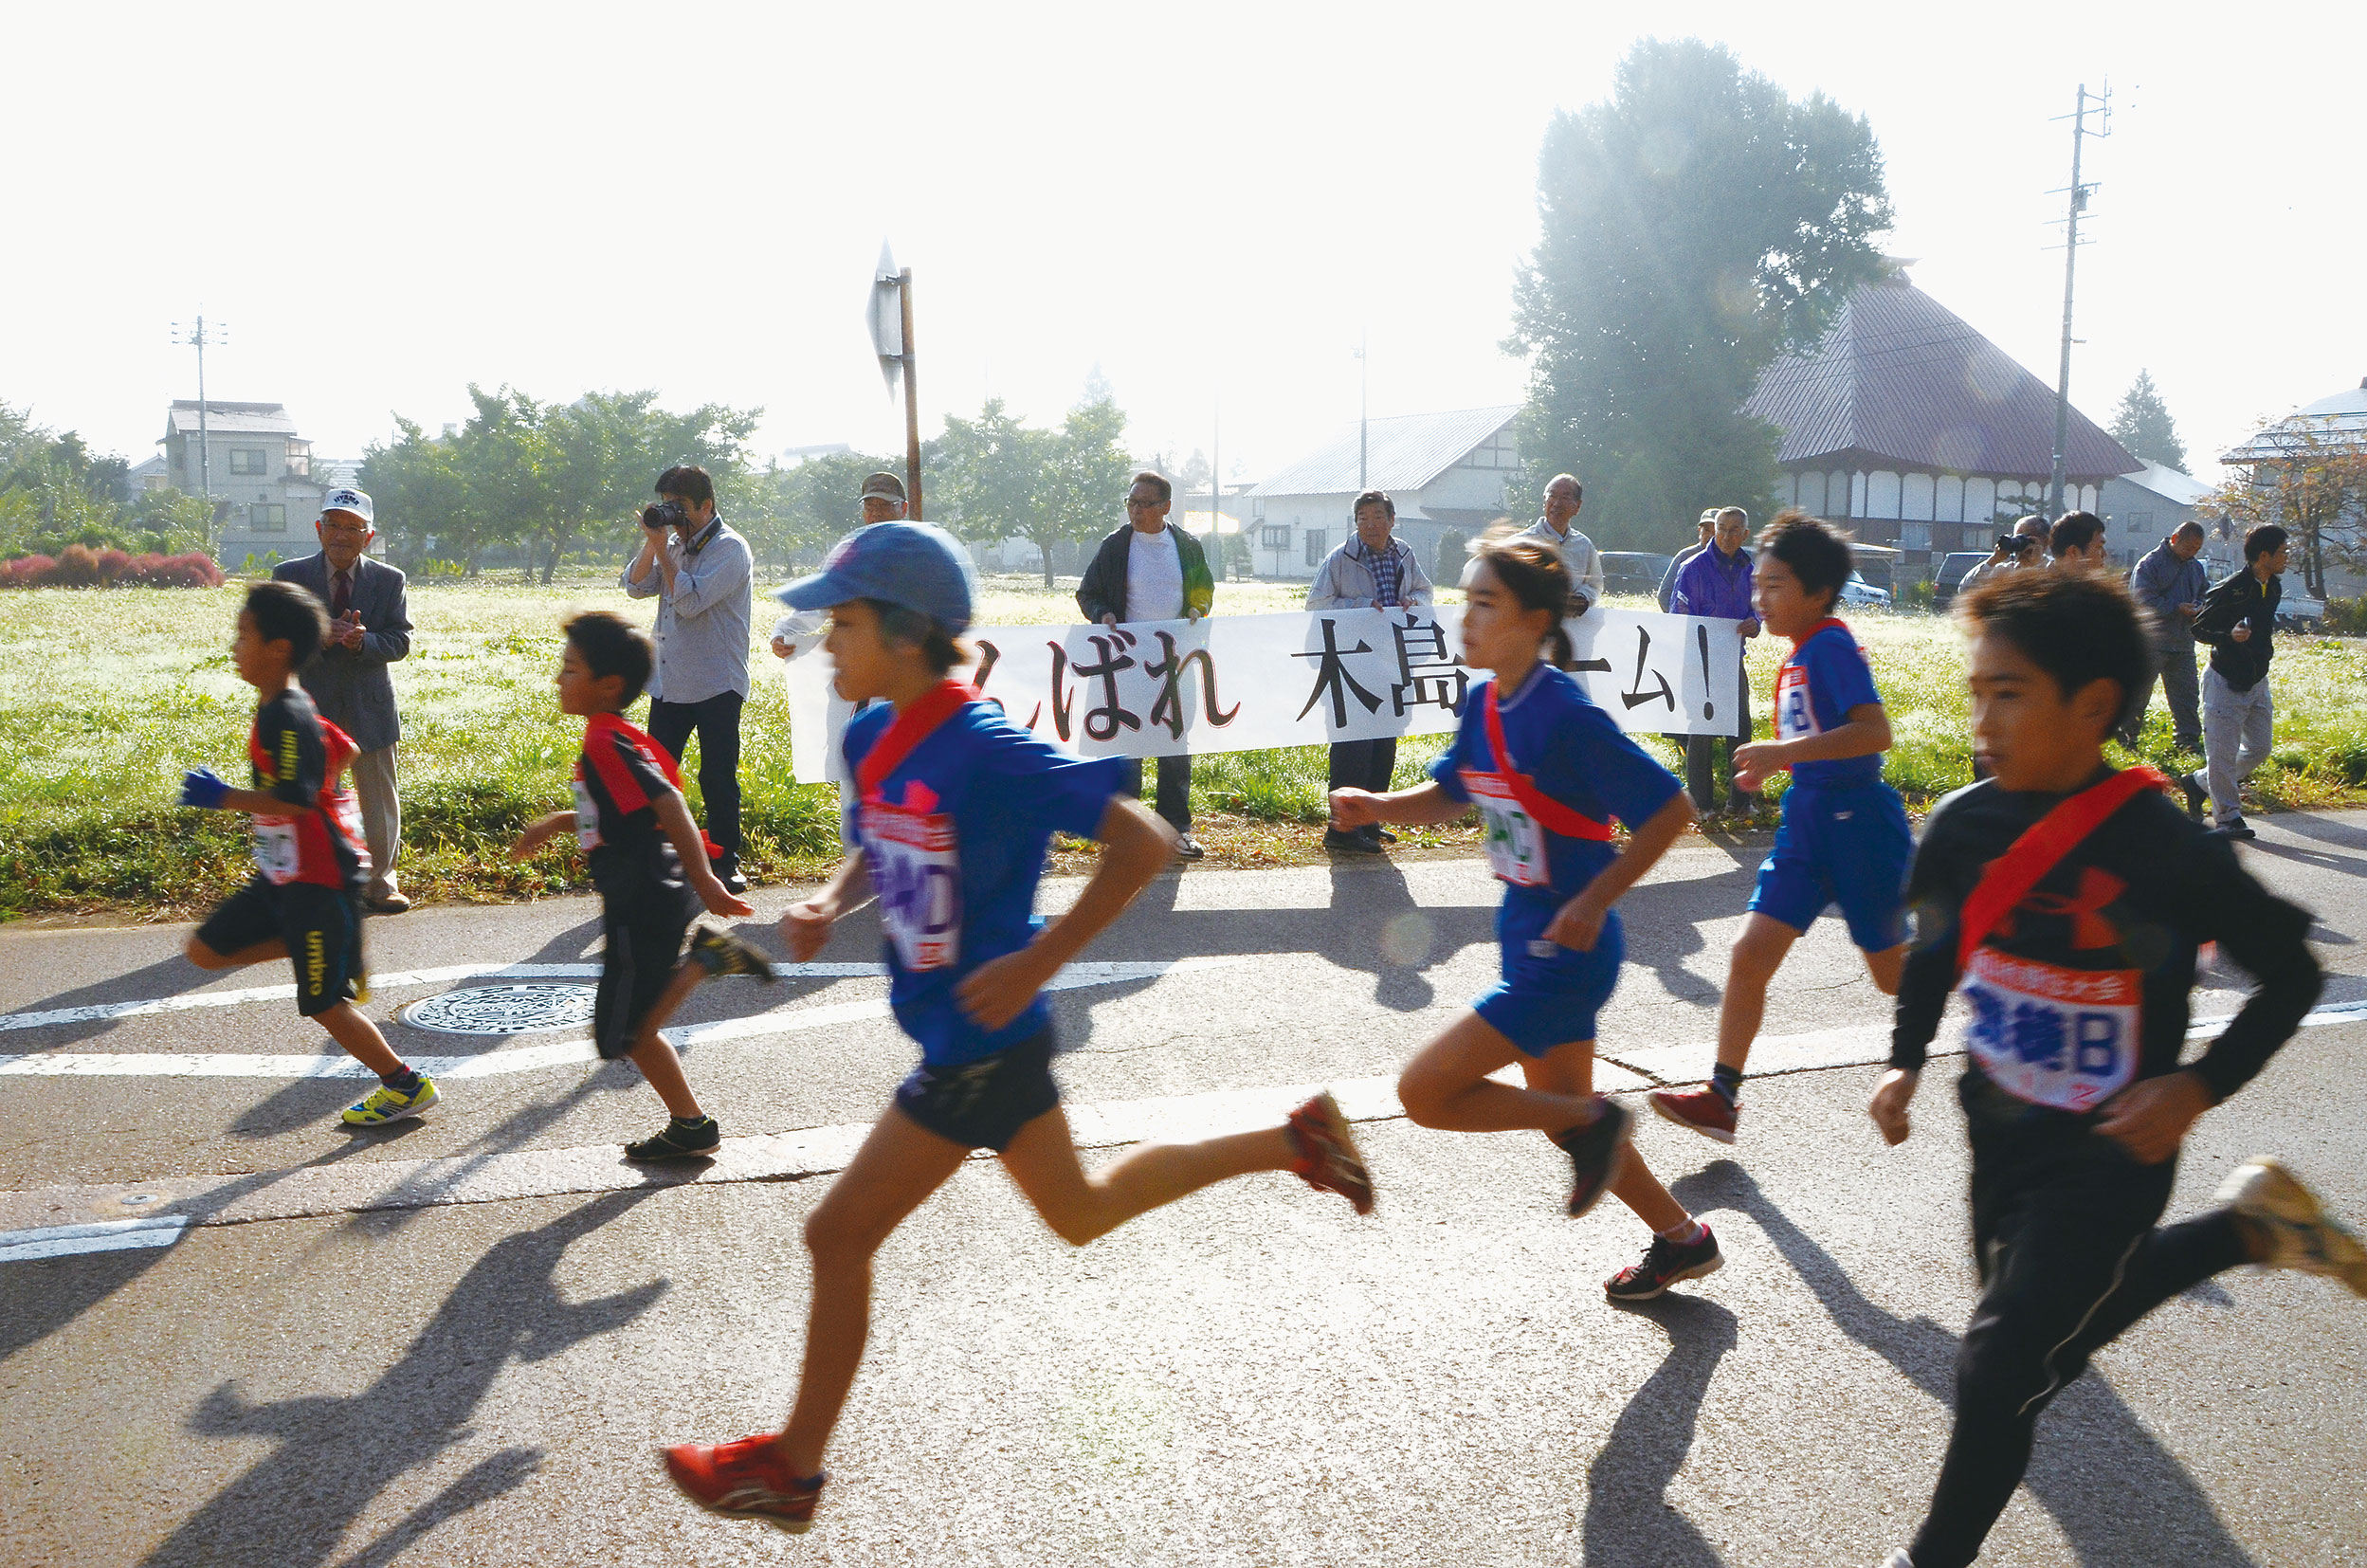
[1868,570,2358,1568]
[663,521,1373,1534]
[178,580,433,1128]
[508,611,772,1160]
[1332,529,1717,1303]
[1651,511,1912,1142]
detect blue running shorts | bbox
[1748,781,1913,953]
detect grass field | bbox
[3,572,2363,919]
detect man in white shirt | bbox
[1518,472,1606,614]
[1075,470,1216,859]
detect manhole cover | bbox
[400,984,598,1036]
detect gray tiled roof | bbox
[166,400,299,436]
[2221,380,2367,462]
[1743,279,2133,483]
[1250,405,1520,497]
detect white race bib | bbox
[1775,662,1819,742]
[865,798,962,971]
[1464,770,1549,887]
[571,778,601,850]
[252,817,300,884]
[1961,948,2139,1112]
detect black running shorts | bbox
[593,883,700,1061]
[195,877,367,1018]
[893,1029,1061,1153]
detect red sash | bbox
[1483,681,1613,843]
[1957,766,2169,971]
[587,712,722,860]
[856,682,981,803]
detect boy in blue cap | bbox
[664,521,1374,1535]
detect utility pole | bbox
[172,314,228,553]
[1356,333,1369,490]
[2047,82,2110,516]
[1211,398,1221,579]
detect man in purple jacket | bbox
[1671,506,1761,818]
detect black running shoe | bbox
[2177,773,2207,819]
[1604,1224,1724,1304]
[627,1118,722,1161]
[691,926,779,982]
[1554,1097,1633,1218]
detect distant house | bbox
[2219,377,2367,599]
[159,400,328,567]
[2100,463,2230,576]
[1743,271,2136,572]
[1243,406,1524,581]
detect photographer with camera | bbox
[622,464,755,894]
[1957,514,2047,596]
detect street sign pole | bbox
[898,268,921,521]
[870,244,923,521]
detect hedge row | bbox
[0,545,226,589]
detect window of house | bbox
[249,503,287,532]
[2127,509,2154,533]
[228,447,268,475]
[1260,524,1290,550]
[1304,530,1327,566]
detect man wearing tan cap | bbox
[772,471,907,660]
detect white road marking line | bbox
[0,957,1238,1081]
[0,1215,191,1264]
[0,960,887,1034]
[6,995,2363,1258]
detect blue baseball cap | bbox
[776,520,975,633]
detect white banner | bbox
[785,607,1744,784]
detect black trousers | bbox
[1909,1072,2249,1568]
[647,689,744,867]
[1122,754,1192,832]
[1683,654,1753,811]
[1326,737,1397,795]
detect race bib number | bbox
[1775,663,1818,742]
[252,816,300,884]
[1961,948,2139,1112]
[571,778,601,850]
[1464,770,1549,887]
[865,799,962,971]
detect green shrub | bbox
[2323,598,2367,638]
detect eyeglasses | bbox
[1124,496,1161,510]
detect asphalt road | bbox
[3,811,2365,1567]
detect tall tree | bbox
[1505,38,1892,551]
[2212,417,2367,600]
[932,389,1133,588]
[2107,369,2189,473]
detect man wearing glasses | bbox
[1077,469,1216,859]
[272,488,414,913]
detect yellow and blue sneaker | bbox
[342,1074,440,1127]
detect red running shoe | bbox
[1287,1091,1375,1214]
[664,1434,826,1533]
[1649,1085,1739,1144]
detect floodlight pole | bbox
[898,269,922,522]
[1356,333,1369,490]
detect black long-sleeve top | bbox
[1891,774,2321,1104]
[2190,567,2281,692]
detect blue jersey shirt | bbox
[1429,665,1682,963]
[844,699,1125,1066]
[1775,619,1885,790]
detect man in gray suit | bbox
[273,486,413,913]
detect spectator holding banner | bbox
[1077,470,1215,859]
[1308,489,1433,852]
[623,464,755,894]
[1658,510,1717,613]
[272,486,412,914]
[1669,506,1760,820]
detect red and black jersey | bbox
[573,713,712,894]
[246,687,369,894]
[1891,771,2320,1107]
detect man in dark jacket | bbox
[2126,520,2209,749]
[1076,470,1215,858]
[272,487,413,912]
[2182,524,2288,839]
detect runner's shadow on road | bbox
[1674,1161,2259,1568]
[0,1138,413,1366]
[1583,1295,1738,1567]
[2244,838,2367,878]
[1,954,230,1049]
[139,1189,664,1568]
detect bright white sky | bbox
[7,1,2361,495]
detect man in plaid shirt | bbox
[1308,489,1433,852]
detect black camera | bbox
[642,500,687,531]
[1999,533,2035,553]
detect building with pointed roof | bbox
[1244,405,1525,580]
[2218,376,2367,599]
[1743,273,2136,568]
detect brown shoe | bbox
[362,892,411,915]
